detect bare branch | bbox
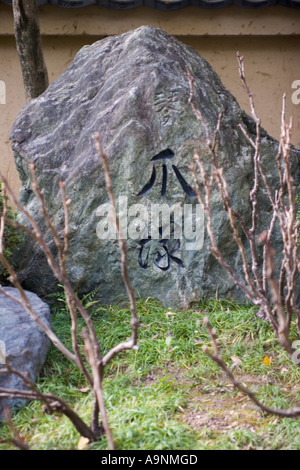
[203,317,300,418]
[0,131,141,448]
[4,407,30,450]
[94,133,139,367]
[186,55,300,363]
[81,328,114,450]
[0,366,96,442]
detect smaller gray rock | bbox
[0,287,51,420]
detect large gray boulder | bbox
[0,287,51,420]
[10,26,300,308]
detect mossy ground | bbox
[0,296,299,450]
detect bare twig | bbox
[81,328,114,450]
[0,131,140,449]
[4,407,30,450]
[186,56,300,364]
[203,317,300,418]
[0,365,96,442]
[0,180,79,366]
[0,176,105,442]
[186,67,265,308]
[94,133,139,367]
[1,166,104,391]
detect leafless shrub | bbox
[0,133,138,450]
[203,316,300,418]
[186,54,300,417]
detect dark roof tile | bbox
[1,0,299,8]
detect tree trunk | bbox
[12,0,49,103]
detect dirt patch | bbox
[144,367,276,434]
[182,391,261,433]
[142,363,189,387]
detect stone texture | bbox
[0,287,51,420]
[10,26,300,308]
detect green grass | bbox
[0,296,299,450]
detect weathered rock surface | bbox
[0,287,51,420]
[10,26,300,308]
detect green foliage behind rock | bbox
[0,183,24,284]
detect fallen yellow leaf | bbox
[77,436,90,450]
[262,355,272,366]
